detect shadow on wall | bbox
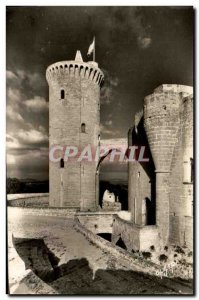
[130,118,156,225]
[12,236,193,295]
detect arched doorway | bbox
[96,148,128,210]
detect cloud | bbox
[100,124,121,138]
[100,69,119,105]
[6,134,22,150]
[6,154,16,165]
[6,70,18,80]
[7,87,22,103]
[137,36,152,49]
[25,96,48,112]
[105,120,113,126]
[16,129,48,146]
[6,105,24,122]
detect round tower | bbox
[143,84,193,244]
[46,51,104,210]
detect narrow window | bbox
[60,158,64,168]
[190,158,194,183]
[81,123,86,133]
[61,89,65,99]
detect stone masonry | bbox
[46,51,104,211]
[128,84,193,249]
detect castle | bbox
[46,52,193,251]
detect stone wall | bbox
[46,54,104,210]
[76,211,114,234]
[7,193,49,207]
[74,218,165,277]
[169,93,193,247]
[128,161,151,225]
[128,84,193,249]
[112,215,159,251]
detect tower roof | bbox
[75,50,83,62]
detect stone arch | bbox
[97,148,128,210]
[96,147,128,173]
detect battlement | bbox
[46,60,104,87]
[144,84,193,119]
[154,84,193,95]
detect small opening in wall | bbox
[60,158,64,168]
[60,89,65,99]
[89,68,93,78]
[81,123,86,133]
[190,158,194,183]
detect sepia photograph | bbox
[6,5,194,295]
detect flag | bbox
[87,37,95,56]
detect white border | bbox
[1,2,198,299]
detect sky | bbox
[6,6,193,180]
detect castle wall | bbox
[143,84,193,245]
[128,161,151,225]
[76,212,114,234]
[128,84,193,249]
[128,120,156,226]
[46,57,103,210]
[169,94,193,247]
[112,214,159,251]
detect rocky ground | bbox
[7,207,193,295]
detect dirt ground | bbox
[7,207,193,295]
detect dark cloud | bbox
[6,6,193,180]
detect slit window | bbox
[60,158,64,168]
[191,158,194,183]
[61,89,65,99]
[81,123,86,133]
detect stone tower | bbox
[46,51,104,210]
[143,84,193,244]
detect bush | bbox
[164,246,168,251]
[6,178,23,194]
[188,251,192,257]
[175,246,185,254]
[179,259,189,267]
[142,252,152,259]
[159,254,168,262]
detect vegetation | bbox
[6,178,49,194]
[159,254,168,262]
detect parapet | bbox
[153,84,193,96]
[144,84,193,114]
[46,51,104,87]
